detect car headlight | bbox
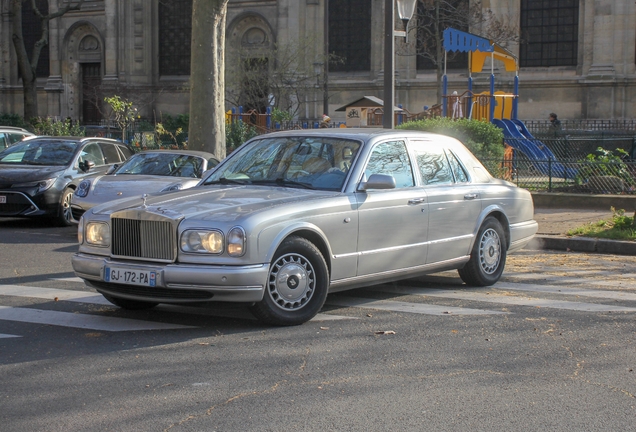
[181,230,224,254]
[227,227,246,257]
[76,180,92,198]
[85,222,110,247]
[12,178,56,193]
[160,183,184,192]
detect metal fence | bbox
[487,155,636,195]
[504,135,636,161]
[523,119,636,135]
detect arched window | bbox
[159,0,192,75]
[328,0,371,72]
[520,1,579,67]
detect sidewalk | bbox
[525,193,636,255]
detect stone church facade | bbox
[0,0,634,124]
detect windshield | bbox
[115,152,205,178]
[204,137,361,191]
[0,140,79,166]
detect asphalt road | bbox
[1,218,635,431]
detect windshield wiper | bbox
[250,178,316,190]
[205,177,249,185]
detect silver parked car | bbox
[72,129,538,326]
[69,149,220,223]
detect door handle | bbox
[464,193,478,200]
[408,198,426,205]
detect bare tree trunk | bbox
[11,0,38,121]
[10,0,85,122]
[188,0,229,160]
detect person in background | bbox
[319,114,331,128]
[549,112,562,136]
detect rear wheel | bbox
[103,295,158,310]
[56,188,74,227]
[249,236,329,326]
[458,217,507,286]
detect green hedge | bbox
[397,117,505,175]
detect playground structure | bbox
[442,28,576,179]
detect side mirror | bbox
[80,160,95,173]
[358,173,396,191]
[106,164,119,175]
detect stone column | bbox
[103,0,118,84]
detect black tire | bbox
[103,294,158,310]
[249,236,329,326]
[458,217,507,286]
[56,188,74,227]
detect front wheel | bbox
[249,236,329,326]
[103,295,158,310]
[458,217,507,286]
[56,188,74,227]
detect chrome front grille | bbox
[111,218,176,262]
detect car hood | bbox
[89,174,200,197]
[0,165,65,184]
[92,185,341,224]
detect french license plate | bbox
[104,267,157,287]
[0,196,5,204]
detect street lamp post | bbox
[383,0,417,129]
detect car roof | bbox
[0,126,34,134]
[24,136,129,145]
[136,149,218,159]
[253,128,458,142]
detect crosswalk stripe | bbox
[507,273,636,289]
[327,296,509,315]
[0,285,110,305]
[0,285,356,327]
[50,277,85,283]
[495,282,636,301]
[382,286,636,313]
[0,333,21,339]
[0,306,195,331]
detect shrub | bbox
[0,113,30,129]
[397,117,505,175]
[226,120,257,153]
[576,147,636,191]
[31,117,85,136]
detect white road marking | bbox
[506,273,636,288]
[0,333,21,339]
[0,285,110,305]
[383,286,636,313]
[327,296,509,315]
[50,277,85,283]
[495,282,636,301]
[0,306,194,331]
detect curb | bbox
[526,235,636,256]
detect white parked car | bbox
[69,149,220,223]
[72,129,538,326]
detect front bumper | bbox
[72,253,268,303]
[0,190,49,217]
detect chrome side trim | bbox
[333,235,472,259]
[328,256,470,292]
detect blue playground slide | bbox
[492,118,577,179]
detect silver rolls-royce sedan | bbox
[72,129,538,326]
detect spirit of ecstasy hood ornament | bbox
[141,193,148,208]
